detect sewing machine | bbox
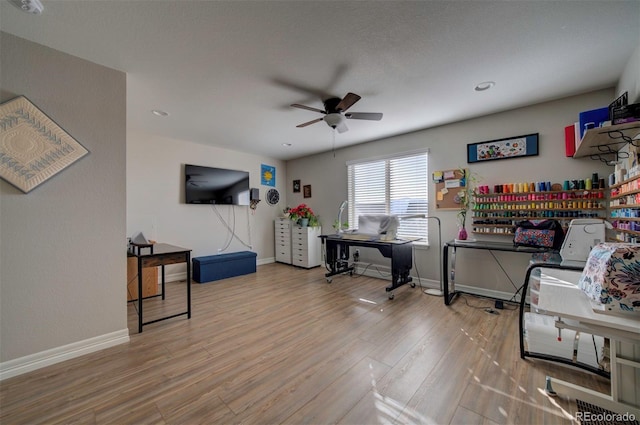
[520,234,640,417]
[342,214,400,241]
[534,263,640,417]
[559,218,609,266]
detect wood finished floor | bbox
[0,263,609,424]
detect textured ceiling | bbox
[1,0,639,160]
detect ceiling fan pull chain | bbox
[332,129,336,158]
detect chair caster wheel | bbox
[388,293,394,300]
[326,278,332,283]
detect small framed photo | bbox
[293,179,301,193]
[303,184,312,198]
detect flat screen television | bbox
[184,164,250,205]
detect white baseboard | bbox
[454,284,521,303]
[353,264,517,300]
[164,272,187,282]
[258,257,274,266]
[0,329,130,381]
[353,263,441,290]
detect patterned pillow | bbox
[577,243,640,313]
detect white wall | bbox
[0,33,128,370]
[616,33,640,103]
[287,89,614,297]
[127,132,287,273]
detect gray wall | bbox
[617,39,640,103]
[0,33,127,364]
[127,131,287,271]
[286,89,615,297]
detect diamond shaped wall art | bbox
[0,96,89,193]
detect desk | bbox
[442,240,552,305]
[129,243,192,333]
[319,235,414,299]
[532,263,640,417]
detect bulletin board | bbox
[433,168,468,210]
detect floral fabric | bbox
[577,243,640,313]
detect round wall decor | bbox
[266,188,280,205]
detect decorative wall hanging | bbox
[467,133,538,163]
[0,96,89,193]
[303,184,312,198]
[261,164,275,186]
[293,179,301,193]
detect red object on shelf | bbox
[564,124,576,157]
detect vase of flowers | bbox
[456,168,478,241]
[288,203,318,227]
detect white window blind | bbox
[347,151,428,241]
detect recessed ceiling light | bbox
[151,109,169,117]
[474,81,495,92]
[282,143,292,147]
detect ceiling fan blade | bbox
[296,118,323,128]
[291,103,326,114]
[336,92,361,112]
[345,112,383,121]
[272,77,331,99]
[335,121,349,134]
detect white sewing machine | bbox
[559,218,609,265]
[340,214,400,241]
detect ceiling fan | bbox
[291,92,382,134]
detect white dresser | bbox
[274,219,322,268]
[291,225,322,268]
[274,218,292,264]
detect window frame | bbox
[346,149,429,245]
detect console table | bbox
[320,235,414,299]
[442,239,552,305]
[128,243,192,333]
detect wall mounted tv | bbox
[184,164,250,205]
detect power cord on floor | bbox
[459,293,519,314]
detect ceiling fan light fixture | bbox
[474,81,495,92]
[324,113,344,128]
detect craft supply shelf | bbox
[472,189,606,236]
[608,173,640,243]
[573,122,640,163]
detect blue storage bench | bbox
[192,251,257,283]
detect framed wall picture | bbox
[293,179,301,193]
[0,95,89,193]
[261,164,276,186]
[303,184,311,198]
[467,133,539,163]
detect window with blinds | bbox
[347,151,428,242]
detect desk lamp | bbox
[336,200,348,234]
